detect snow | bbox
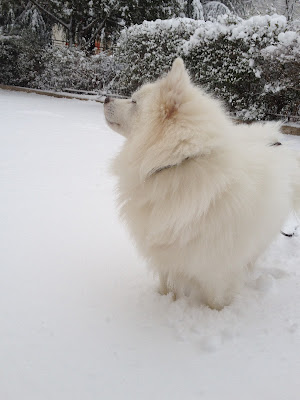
[1,89,300,400]
[182,13,290,51]
[278,30,298,45]
[126,17,202,34]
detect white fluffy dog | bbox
[104,58,300,309]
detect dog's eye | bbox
[131,99,137,104]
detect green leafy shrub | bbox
[0,32,43,86]
[112,18,204,96]
[33,46,115,92]
[113,14,299,121]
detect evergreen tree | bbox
[206,1,257,18]
[1,1,183,50]
[270,0,299,21]
[0,0,52,44]
[203,1,230,19]
[119,0,182,25]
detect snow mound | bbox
[1,89,300,400]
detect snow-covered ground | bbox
[1,89,300,400]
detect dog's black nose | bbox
[104,96,111,104]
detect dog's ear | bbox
[159,58,190,119]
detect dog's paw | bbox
[157,286,177,301]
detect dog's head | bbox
[104,58,227,180]
[104,58,192,138]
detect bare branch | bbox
[85,18,107,48]
[82,17,101,33]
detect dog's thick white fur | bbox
[104,58,300,309]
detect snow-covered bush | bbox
[183,14,293,119]
[0,33,44,86]
[182,15,259,118]
[0,36,19,85]
[111,18,204,95]
[114,14,299,120]
[259,31,300,119]
[34,46,115,92]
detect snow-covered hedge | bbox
[259,31,300,119]
[112,18,203,95]
[33,46,115,92]
[113,15,300,120]
[0,34,43,87]
[183,14,299,119]
[0,38,115,93]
